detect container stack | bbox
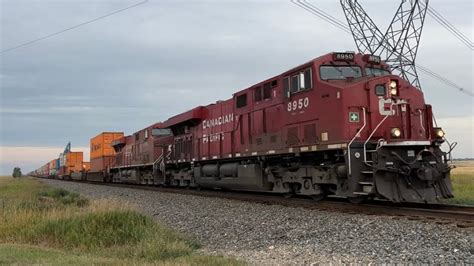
[58,151,84,178]
[55,158,60,174]
[59,153,64,174]
[39,163,49,178]
[90,132,124,172]
[48,159,57,177]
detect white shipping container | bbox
[59,153,65,167]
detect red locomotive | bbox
[105,52,453,203]
[32,52,454,204]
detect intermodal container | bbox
[58,166,66,177]
[49,159,57,176]
[59,153,65,168]
[91,156,115,172]
[44,163,50,178]
[90,132,124,160]
[65,152,84,174]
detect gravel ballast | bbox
[41,179,473,264]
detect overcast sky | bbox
[0,0,472,174]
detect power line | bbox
[291,0,473,98]
[291,0,350,34]
[422,4,473,50]
[428,8,473,48]
[417,64,474,97]
[1,0,148,54]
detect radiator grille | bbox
[270,135,277,143]
[287,127,299,146]
[304,124,317,143]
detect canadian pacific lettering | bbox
[202,114,234,129]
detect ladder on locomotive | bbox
[356,105,397,196]
[153,153,167,184]
[348,106,393,196]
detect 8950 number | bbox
[287,97,309,112]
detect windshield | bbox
[366,67,390,76]
[320,66,362,80]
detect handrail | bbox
[363,103,394,164]
[418,109,425,137]
[152,154,164,171]
[347,107,366,176]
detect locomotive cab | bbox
[317,52,453,203]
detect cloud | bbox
[0,0,472,171]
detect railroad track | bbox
[59,178,474,228]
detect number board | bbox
[333,52,355,61]
[364,54,381,64]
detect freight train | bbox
[31,52,454,203]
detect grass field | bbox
[447,160,474,205]
[0,176,241,265]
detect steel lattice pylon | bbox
[340,0,429,89]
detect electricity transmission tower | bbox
[340,0,428,89]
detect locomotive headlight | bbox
[434,128,445,138]
[391,128,402,138]
[389,80,398,96]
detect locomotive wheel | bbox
[348,196,366,204]
[311,194,325,202]
[282,182,297,198]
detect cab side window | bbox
[263,83,272,99]
[236,94,247,108]
[254,86,262,102]
[284,67,312,97]
[254,80,277,102]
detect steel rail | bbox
[48,178,474,229]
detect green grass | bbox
[0,244,238,265]
[37,188,89,207]
[446,173,474,205]
[0,244,124,265]
[444,160,474,205]
[0,176,47,201]
[0,176,241,265]
[37,210,156,249]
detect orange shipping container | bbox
[65,151,84,174]
[90,132,124,160]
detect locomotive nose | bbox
[365,76,425,142]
